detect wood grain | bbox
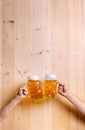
[0,0,85,130]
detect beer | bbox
[44,74,58,98]
[28,75,44,102]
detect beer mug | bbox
[44,74,58,99]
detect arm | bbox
[58,83,85,115]
[0,84,28,121]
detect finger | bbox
[58,86,64,90]
[58,85,63,88]
[23,91,28,95]
[23,89,28,94]
[58,89,62,93]
[59,89,63,92]
[58,90,64,95]
[19,88,23,96]
[59,83,64,87]
[22,88,28,94]
[58,90,62,94]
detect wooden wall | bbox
[0,0,85,130]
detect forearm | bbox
[0,96,21,121]
[65,92,85,115]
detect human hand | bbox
[17,84,28,100]
[58,83,69,97]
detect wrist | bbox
[65,91,72,99]
[15,95,22,102]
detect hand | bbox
[58,83,69,97]
[17,84,28,100]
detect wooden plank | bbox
[2,0,15,129]
[0,0,2,129]
[51,0,70,130]
[13,0,31,130]
[68,0,85,130]
[29,1,52,130]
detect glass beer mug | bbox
[28,75,44,102]
[44,74,58,99]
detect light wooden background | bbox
[0,0,85,130]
